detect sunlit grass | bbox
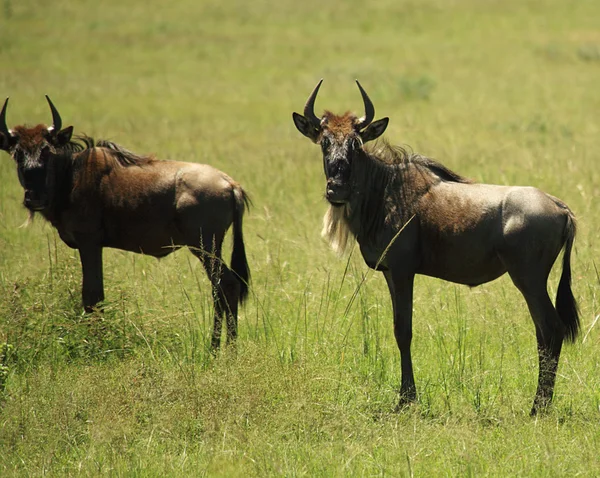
[1,0,600,475]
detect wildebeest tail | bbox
[555,209,579,342]
[231,185,251,304]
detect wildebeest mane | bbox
[61,136,154,167]
[364,141,472,185]
[94,139,155,167]
[65,134,94,154]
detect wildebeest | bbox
[293,80,579,415]
[0,97,250,350]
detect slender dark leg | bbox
[531,325,563,415]
[191,240,239,351]
[384,271,417,407]
[78,245,104,312]
[524,291,565,415]
[508,270,565,415]
[192,246,224,351]
[220,267,240,346]
[209,279,225,351]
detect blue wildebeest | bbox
[0,97,250,350]
[293,80,579,415]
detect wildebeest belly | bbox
[101,217,185,257]
[417,239,507,286]
[103,233,183,257]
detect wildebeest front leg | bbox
[78,245,104,312]
[384,270,417,408]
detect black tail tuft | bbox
[556,212,579,343]
[231,186,251,304]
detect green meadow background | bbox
[1,0,599,475]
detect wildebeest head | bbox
[0,96,74,211]
[293,80,389,206]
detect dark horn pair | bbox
[303,79,375,129]
[0,96,62,135]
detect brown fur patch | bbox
[321,111,359,139]
[12,125,49,150]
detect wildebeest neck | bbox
[322,141,471,254]
[321,143,396,254]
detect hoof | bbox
[210,340,221,355]
[530,396,552,417]
[394,391,417,412]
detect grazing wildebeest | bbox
[293,80,579,415]
[0,97,250,350]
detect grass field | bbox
[1,0,600,475]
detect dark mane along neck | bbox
[363,141,471,184]
[94,139,155,167]
[64,134,94,154]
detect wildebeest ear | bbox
[0,131,16,152]
[292,112,320,142]
[51,125,74,147]
[360,117,389,143]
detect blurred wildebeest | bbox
[293,80,579,415]
[0,97,250,350]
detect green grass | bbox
[1,0,600,475]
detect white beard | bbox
[321,204,354,255]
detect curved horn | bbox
[45,95,62,132]
[355,80,375,129]
[303,79,323,128]
[0,97,9,136]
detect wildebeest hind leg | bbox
[191,246,225,351]
[191,244,239,350]
[507,269,565,415]
[219,266,240,345]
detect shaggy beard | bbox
[19,210,35,229]
[321,204,353,255]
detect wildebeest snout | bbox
[325,177,349,205]
[23,189,48,210]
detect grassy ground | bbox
[1,0,600,475]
